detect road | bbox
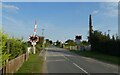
[42,46,119,74]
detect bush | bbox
[90,30,120,56]
[0,31,28,67]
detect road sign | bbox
[75,36,82,40]
[75,35,82,44]
[29,35,39,43]
[75,39,80,44]
[32,42,36,46]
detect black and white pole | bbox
[33,20,37,54]
[29,20,39,54]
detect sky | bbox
[1,2,119,42]
[2,0,120,2]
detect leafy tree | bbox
[55,40,62,47]
[36,36,44,51]
[0,32,10,67]
[49,40,53,45]
[112,35,115,40]
[81,40,89,46]
[0,31,28,66]
[65,39,75,46]
[44,39,51,47]
[90,30,120,56]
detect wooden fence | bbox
[69,45,91,51]
[1,52,29,74]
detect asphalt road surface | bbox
[43,46,119,74]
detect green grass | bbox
[15,53,44,73]
[70,50,119,65]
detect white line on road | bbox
[39,49,44,56]
[73,63,90,75]
[63,55,70,61]
[45,50,47,61]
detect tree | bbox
[0,32,10,67]
[112,35,115,40]
[55,40,62,47]
[65,39,75,46]
[44,39,52,47]
[81,40,89,46]
[49,40,53,45]
[90,30,120,56]
[0,31,28,61]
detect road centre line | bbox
[73,63,90,75]
[63,55,90,75]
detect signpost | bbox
[29,20,39,54]
[75,35,82,44]
[75,35,82,50]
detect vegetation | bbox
[8,38,27,60]
[65,39,75,46]
[44,39,53,47]
[55,40,63,48]
[64,39,89,49]
[35,37,44,52]
[16,53,43,73]
[0,31,27,67]
[90,30,120,56]
[71,50,119,65]
[0,32,10,67]
[80,40,89,46]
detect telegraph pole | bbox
[42,29,45,49]
[42,29,45,36]
[89,14,93,37]
[88,14,93,44]
[108,30,110,35]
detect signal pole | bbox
[29,19,39,54]
[33,19,38,36]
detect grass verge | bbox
[70,50,119,65]
[15,53,43,73]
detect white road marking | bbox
[47,59,65,62]
[39,49,44,56]
[45,50,47,61]
[73,63,90,75]
[63,55,70,61]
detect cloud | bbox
[100,3,118,17]
[0,3,19,10]
[3,15,18,24]
[91,10,99,15]
[1,3,20,13]
[105,9,118,17]
[103,2,118,17]
[1,4,19,10]
[92,3,118,17]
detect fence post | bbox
[1,53,29,74]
